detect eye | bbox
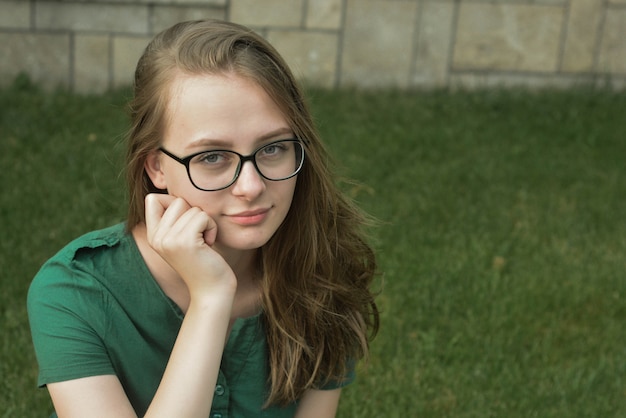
[192,151,234,167]
[262,144,278,155]
[259,142,288,157]
[201,152,223,163]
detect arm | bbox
[294,388,343,418]
[47,195,236,418]
[48,376,136,418]
[48,295,232,418]
[48,292,232,418]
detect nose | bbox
[231,160,266,200]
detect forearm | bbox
[144,293,234,417]
[141,195,239,416]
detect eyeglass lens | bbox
[188,139,303,191]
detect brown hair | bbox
[125,19,379,406]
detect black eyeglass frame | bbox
[158,138,305,192]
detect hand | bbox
[144,194,236,301]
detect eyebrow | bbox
[185,127,294,151]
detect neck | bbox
[211,242,260,285]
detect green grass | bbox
[2,75,626,417]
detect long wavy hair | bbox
[125,19,379,407]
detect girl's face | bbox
[146,72,298,254]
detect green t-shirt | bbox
[28,223,352,417]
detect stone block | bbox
[36,2,149,34]
[306,0,342,30]
[453,3,565,72]
[599,77,625,90]
[112,36,152,88]
[341,0,417,88]
[412,1,455,88]
[0,0,30,29]
[562,0,603,72]
[151,6,226,34]
[267,30,338,88]
[74,34,110,94]
[0,32,70,90]
[230,0,304,27]
[68,0,226,4]
[450,72,597,90]
[598,9,626,74]
[147,0,225,4]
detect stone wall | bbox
[1,0,624,92]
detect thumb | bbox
[203,216,218,246]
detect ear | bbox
[145,150,168,190]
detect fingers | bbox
[146,194,181,249]
[144,194,217,250]
[143,194,234,299]
[144,193,177,237]
[203,221,217,246]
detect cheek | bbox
[165,176,225,214]
[186,192,225,216]
[160,162,192,193]
[278,178,298,209]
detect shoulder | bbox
[57,223,129,262]
[34,223,128,268]
[28,223,131,307]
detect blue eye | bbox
[263,145,278,154]
[259,142,289,157]
[200,152,222,164]
[191,151,237,169]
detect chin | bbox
[216,232,274,252]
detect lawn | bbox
[1,75,625,417]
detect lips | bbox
[226,207,270,225]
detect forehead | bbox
[163,72,291,150]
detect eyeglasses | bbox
[159,138,305,191]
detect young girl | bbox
[28,19,379,417]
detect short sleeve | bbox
[27,255,115,387]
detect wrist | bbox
[188,279,237,312]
